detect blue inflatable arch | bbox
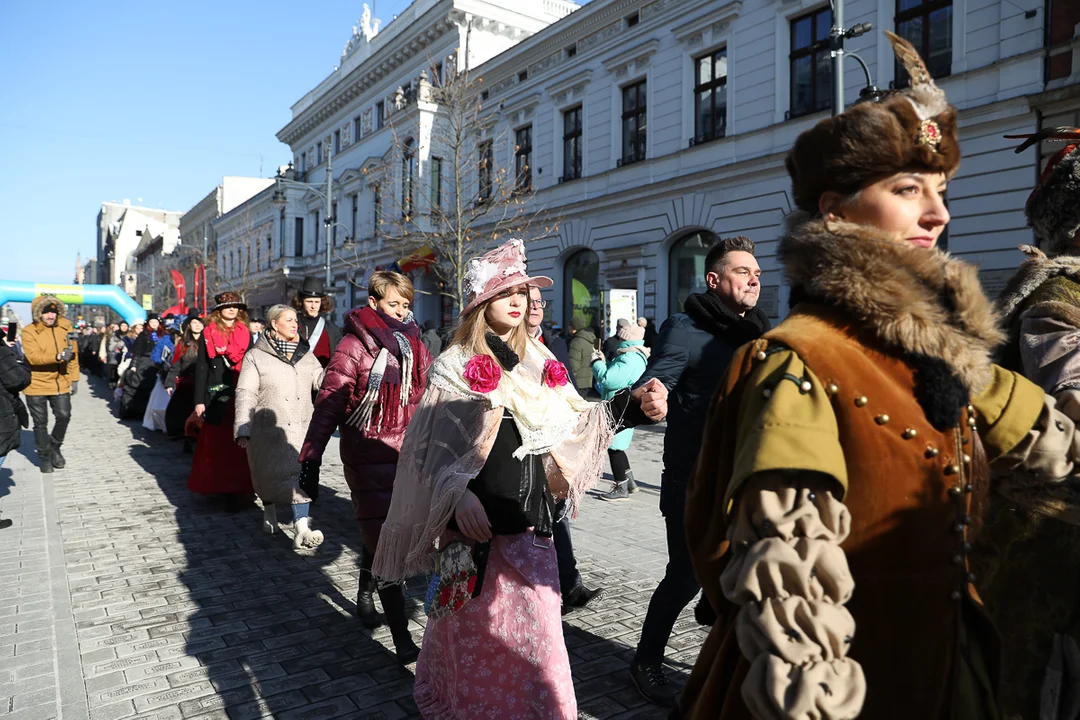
[0,280,147,325]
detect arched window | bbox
[563,249,600,332]
[402,138,415,219]
[668,230,719,313]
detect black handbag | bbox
[203,383,234,425]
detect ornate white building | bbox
[234,0,1080,327]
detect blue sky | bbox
[0,0,419,291]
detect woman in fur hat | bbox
[677,34,1080,720]
[372,239,667,718]
[970,128,1080,720]
[187,292,254,504]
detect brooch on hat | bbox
[918,118,942,150]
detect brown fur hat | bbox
[786,31,960,213]
[1004,128,1080,254]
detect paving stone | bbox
[2,374,690,719]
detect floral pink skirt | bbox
[414,531,576,719]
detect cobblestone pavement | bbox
[0,374,708,719]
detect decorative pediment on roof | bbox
[602,39,660,78]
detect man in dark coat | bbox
[291,277,342,368]
[526,286,602,612]
[627,235,771,707]
[0,337,29,530]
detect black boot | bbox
[625,469,639,494]
[378,583,420,666]
[600,482,629,501]
[51,443,66,470]
[356,548,384,629]
[39,450,53,474]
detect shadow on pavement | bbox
[85,371,425,718]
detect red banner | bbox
[170,270,186,304]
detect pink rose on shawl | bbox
[463,355,501,393]
[543,359,570,389]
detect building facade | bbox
[95,202,182,292]
[267,0,1079,329]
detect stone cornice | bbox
[545,69,593,97]
[601,38,660,74]
[672,1,742,43]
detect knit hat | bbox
[786,31,960,214]
[618,323,645,341]
[1004,127,1080,253]
[571,314,588,331]
[461,239,552,315]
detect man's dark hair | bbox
[704,235,756,276]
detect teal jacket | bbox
[592,340,650,451]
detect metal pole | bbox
[831,0,844,116]
[325,148,333,287]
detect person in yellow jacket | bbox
[21,295,79,473]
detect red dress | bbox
[187,333,254,495]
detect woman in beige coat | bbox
[234,304,325,549]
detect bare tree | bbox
[216,209,287,304]
[371,59,561,309]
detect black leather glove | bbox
[70,381,78,396]
[299,460,321,503]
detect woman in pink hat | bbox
[373,239,667,719]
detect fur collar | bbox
[780,212,1004,395]
[997,245,1080,325]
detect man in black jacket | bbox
[526,286,603,612]
[628,235,771,707]
[0,337,31,529]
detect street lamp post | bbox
[272,149,351,289]
[825,0,874,116]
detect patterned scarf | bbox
[269,332,299,362]
[346,306,424,432]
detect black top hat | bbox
[296,276,328,298]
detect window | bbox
[518,70,528,82]
[294,217,304,256]
[316,141,323,163]
[626,11,640,27]
[621,79,647,165]
[894,0,952,83]
[669,231,718,313]
[331,201,339,245]
[354,116,362,140]
[562,106,583,182]
[566,44,577,59]
[563,249,600,330]
[433,61,443,85]
[350,194,358,239]
[333,129,341,154]
[481,90,489,101]
[314,210,320,251]
[694,49,728,144]
[266,236,271,268]
[430,157,443,211]
[478,141,493,202]
[789,7,833,119]
[373,183,382,236]
[300,152,307,173]
[375,101,385,129]
[515,126,532,193]
[402,138,416,219]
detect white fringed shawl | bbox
[371,336,614,583]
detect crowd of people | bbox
[5,31,1080,720]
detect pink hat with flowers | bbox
[461,239,552,315]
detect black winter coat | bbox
[633,304,769,481]
[0,343,31,456]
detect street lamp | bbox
[271,153,352,288]
[822,1,874,116]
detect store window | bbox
[563,249,601,332]
[669,230,719,313]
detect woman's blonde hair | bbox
[265,304,295,331]
[369,270,415,302]
[450,286,529,361]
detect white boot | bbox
[262,503,277,535]
[294,516,324,550]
